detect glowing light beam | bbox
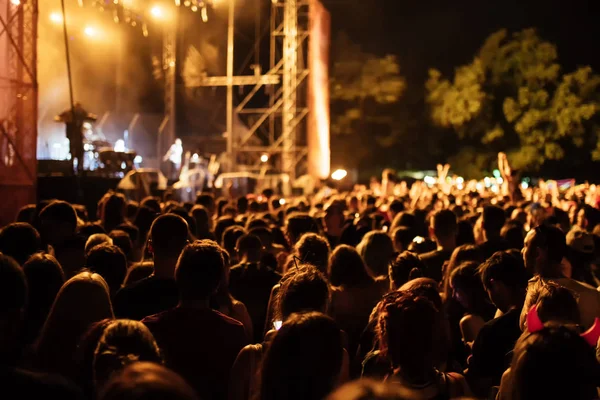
[84,26,98,37]
[150,5,164,19]
[50,12,63,24]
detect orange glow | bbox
[307,0,331,180]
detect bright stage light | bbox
[84,26,98,37]
[331,169,347,181]
[150,5,164,19]
[260,154,269,163]
[10,0,20,6]
[50,12,63,24]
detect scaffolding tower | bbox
[194,0,311,191]
[0,0,38,226]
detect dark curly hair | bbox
[276,264,330,321]
[377,291,442,372]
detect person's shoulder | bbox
[558,278,599,294]
[231,298,248,314]
[211,308,245,328]
[443,371,471,398]
[119,275,156,293]
[238,343,263,359]
[419,249,440,260]
[141,308,174,325]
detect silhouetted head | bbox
[328,245,373,287]
[93,320,162,391]
[259,312,345,400]
[86,244,128,295]
[175,240,225,302]
[0,222,42,265]
[99,362,199,400]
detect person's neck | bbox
[484,232,501,242]
[538,263,566,280]
[326,225,343,237]
[436,238,456,251]
[178,299,210,309]
[241,254,261,264]
[152,256,177,279]
[394,366,437,385]
[502,297,525,314]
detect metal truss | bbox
[193,0,311,187]
[0,0,38,189]
[158,19,177,163]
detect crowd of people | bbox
[3,165,600,400]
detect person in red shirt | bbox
[143,240,247,400]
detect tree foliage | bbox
[330,32,406,138]
[426,29,600,176]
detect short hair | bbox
[286,213,320,245]
[103,193,127,231]
[357,231,395,277]
[478,250,528,291]
[236,234,262,255]
[222,225,246,253]
[390,212,417,232]
[175,240,225,301]
[388,199,405,215]
[391,226,414,251]
[86,233,113,254]
[295,233,331,274]
[115,223,140,245]
[328,245,373,287]
[277,265,330,320]
[123,262,154,286]
[16,204,36,224]
[125,201,139,221]
[98,362,199,400]
[388,251,427,289]
[195,193,215,213]
[39,201,78,231]
[140,197,161,214]
[532,224,567,264]
[0,222,42,265]
[110,230,133,259]
[482,205,506,235]
[79,222,107,239]
[377,291,441,370]
[86,244,128,294]
[430,209,457,239]
[0,254,27,315]
[237,196,249,214]
[248,227,273,247]
[214,216,236,245]
[150,214,189,257]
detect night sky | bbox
[324,0,599,89]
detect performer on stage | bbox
[163,138,183,180]
[55,103,97,174]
